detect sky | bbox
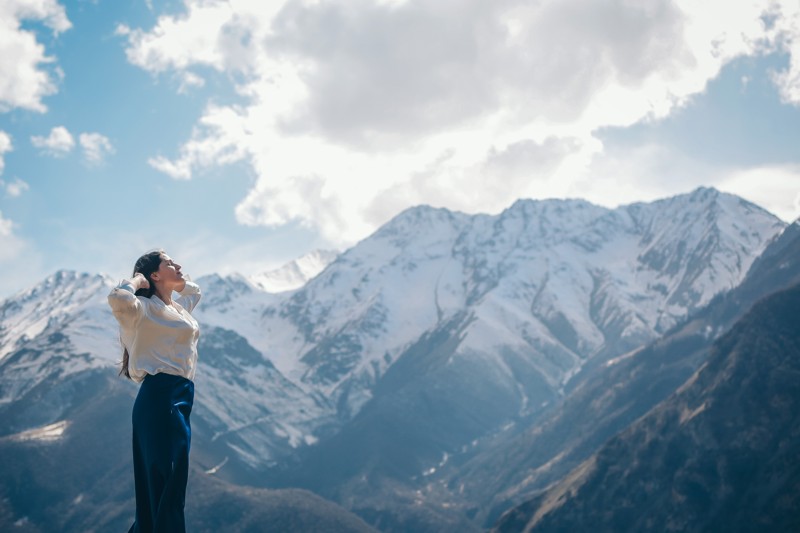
[1,0,799,298]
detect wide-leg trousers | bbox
[129,372,194,533]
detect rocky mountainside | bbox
[443,220,800,528]
[495,280,800,533]
[0,188,786,531]
[0,371,377,533]
[258,187,782,414]
[256,189,782,503]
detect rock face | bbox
[0,188,787,531]
[495,281,800,533]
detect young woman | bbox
[108,250,202,533]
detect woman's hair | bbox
[120,250,164,379]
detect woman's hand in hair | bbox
[132,272,150,291]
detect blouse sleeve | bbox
[176,281,202,313]
[107,280,144,329]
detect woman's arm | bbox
[107,273,148,328]
[176,280,202,313]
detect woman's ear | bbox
[150,272,159,282]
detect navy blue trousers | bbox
[129,373,194,533]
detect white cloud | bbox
[178,71,205,93]
[148,103,250,180]
[0,211,12,237]
[0,0,70,112]
[0,131,11,175]
[566,141,800,224]
[716,165,800,222]
[31,127,115,164]
[0,209,43,298]
[2,177,29,198]
[120,1,267,74]
[31,125,75,156]
[79,132,114,164]
[0,210,26,261]
[148,155,192,180]
[771,4,800,105]
[122,0,800,245]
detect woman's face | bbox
[152,253,184,289]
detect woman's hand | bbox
[132,272,150,291]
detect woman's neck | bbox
[154,287,173,306]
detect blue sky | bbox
[1,0,799,297]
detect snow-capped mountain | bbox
[233,187,783,418]
[0,271,114,364]
[0,270,333,469]
[494,258,800,533]
[233,188,783,511]
[0,271,118,412]
[250,249,338,293]
[0,188,786,485]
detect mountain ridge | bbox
[0,187,789,532]
[495,281,800,532]
[440,217,800,528]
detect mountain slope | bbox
[256,187,783,415]
[445,220,800,526]
[0,189,787,532]
[495,281,800,532]
[0,372,377,533]
[250,189,784,528]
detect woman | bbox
[108,250,202,533]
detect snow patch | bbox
[204,456,229,475]
[8,420,69,442]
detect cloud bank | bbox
[121,0,800,243]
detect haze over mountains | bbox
[1,187,797,532]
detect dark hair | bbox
[120,250,164,379]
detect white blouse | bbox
[108,280,202,383]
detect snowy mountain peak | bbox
[267,190,784,410]
[505,196,598,216]
[1,269,112,317]
[370,205,469,249]
[0,270,113,362]
[250,249,339,293]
